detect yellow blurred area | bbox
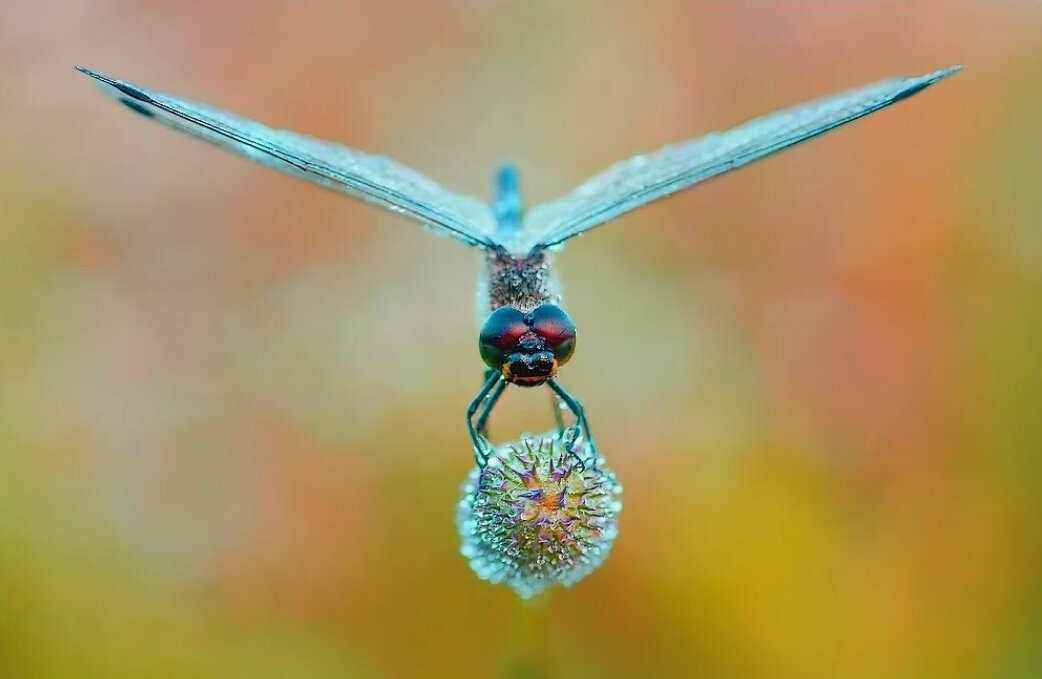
[1,3,1040,678]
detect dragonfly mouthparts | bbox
[504,351,557,385]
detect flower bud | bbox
[457,431,622,598]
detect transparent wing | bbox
[77,67,498,249]
[520,65,961,253]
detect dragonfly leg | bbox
[476,369,498,438]
[546,378,597,467]
[548,389,566,436]
[467,372,506,466]
[474,377,507,441]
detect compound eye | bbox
[530,304,576,365]
[479,306,527,370]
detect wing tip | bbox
[893,64,961,103]
[922,64,962,84]
[76,65,109,82]
[75,66,151,103]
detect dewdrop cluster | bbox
[457,432,622,598]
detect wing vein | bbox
[78,67,498,249]
[521,65,961,253]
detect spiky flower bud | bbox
[457,432,622,598]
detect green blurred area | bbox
[1,3,1040,678]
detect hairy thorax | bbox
[477,249,562,318]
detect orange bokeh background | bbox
[1,3,1040,678]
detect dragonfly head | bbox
[479,304,576,387]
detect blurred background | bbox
[1,3,1040,678]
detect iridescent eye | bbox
[478,306,527,369]
[530,304,576,365]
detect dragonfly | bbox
[78,64,960,465]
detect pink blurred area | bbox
[1,3,1040,678]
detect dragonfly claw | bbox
[563,425,593,470]
[473,436,495,467]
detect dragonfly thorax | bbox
[479,304,576,387]
[481,249,561,315]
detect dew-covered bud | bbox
[457,432,622,598]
